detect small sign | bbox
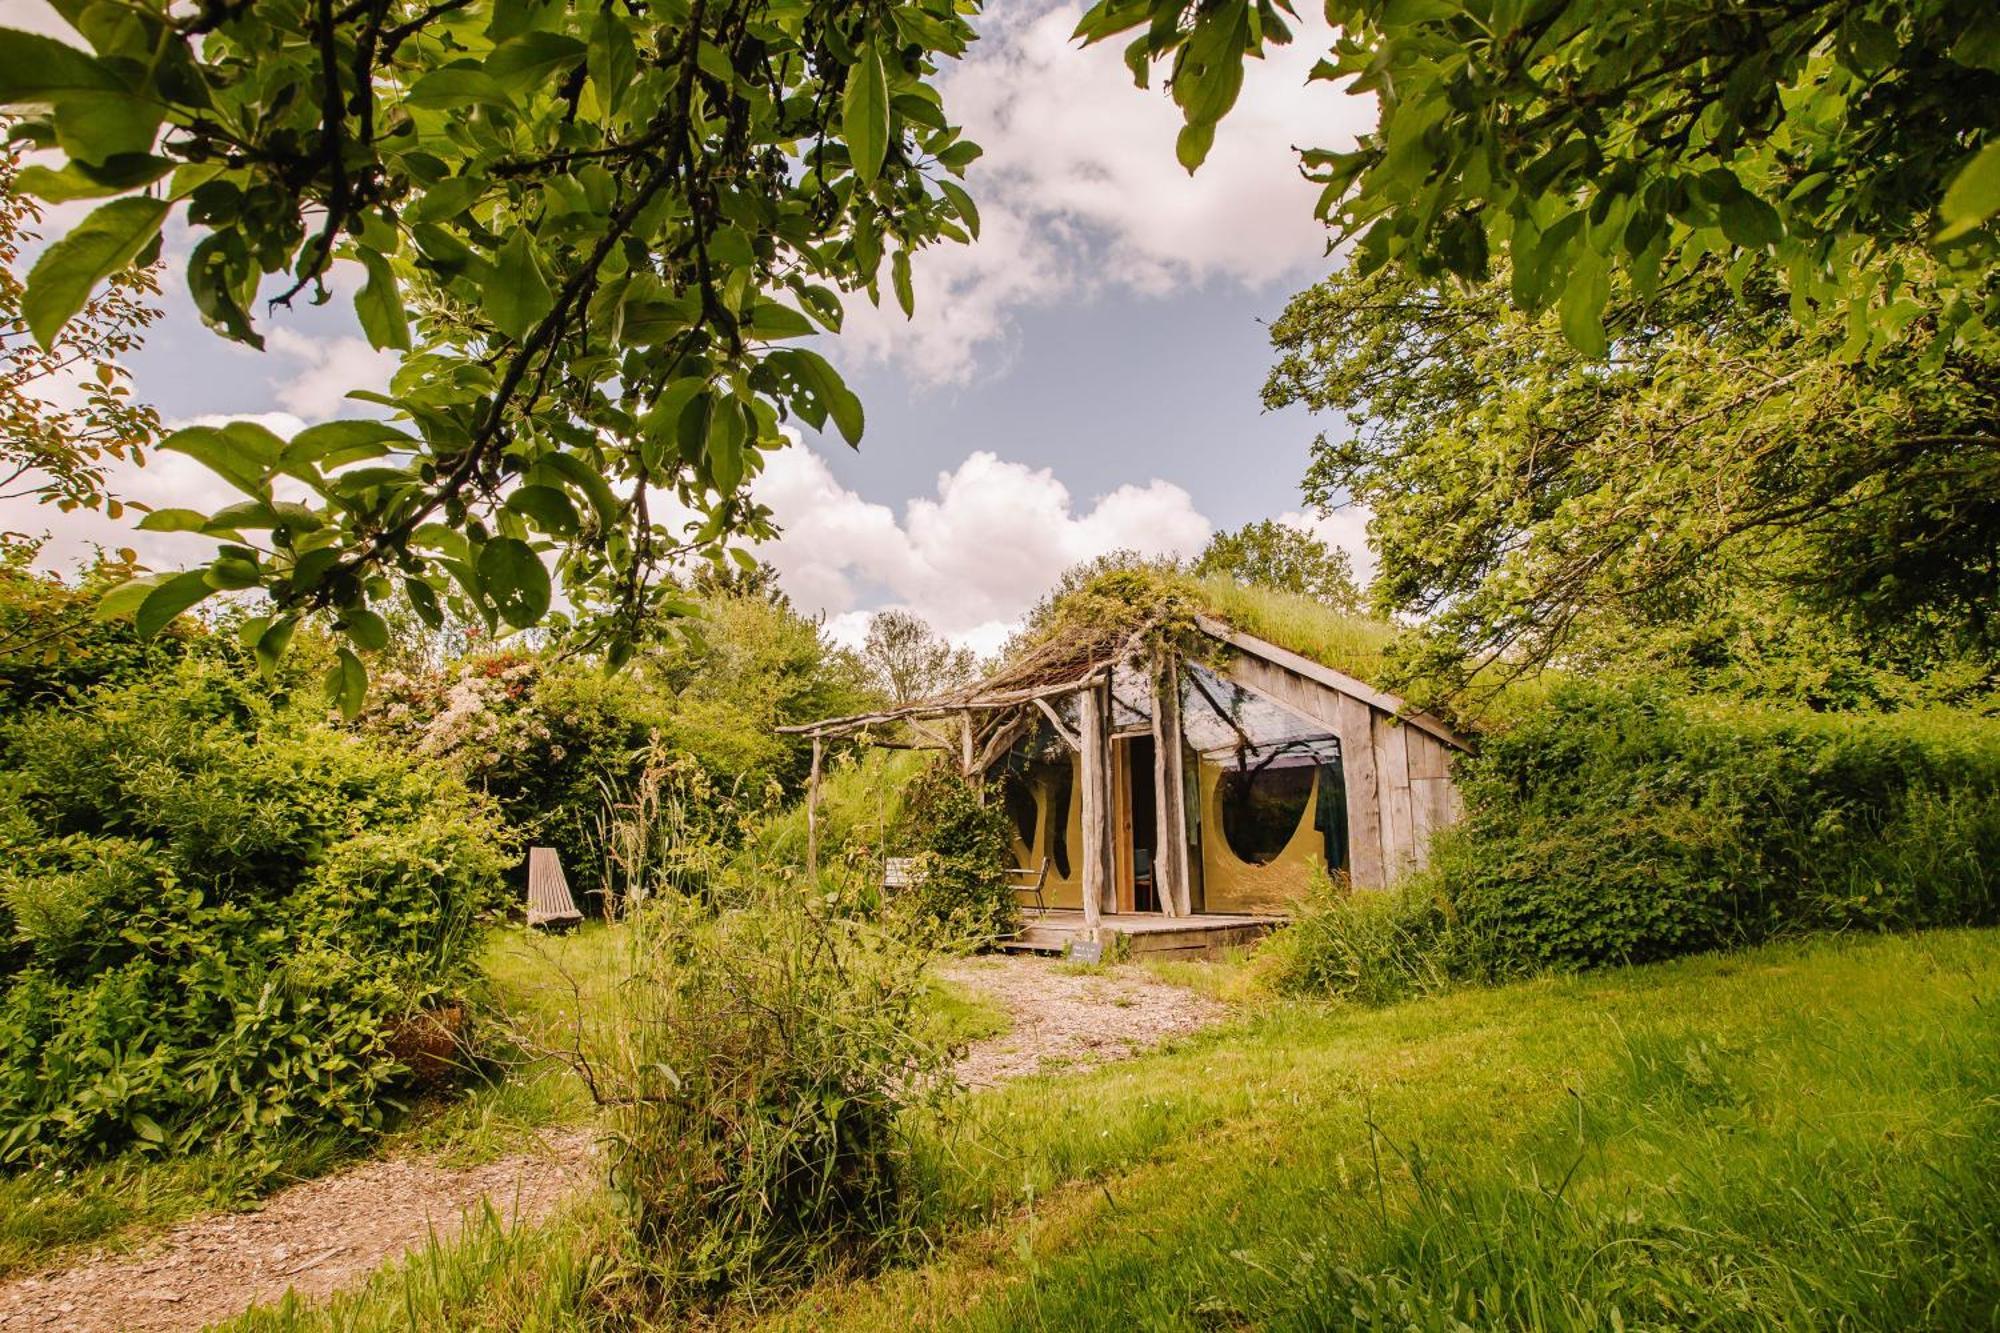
[1068,938,1104,964]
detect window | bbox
[1046,766,1073,879]
[1215,764,1315,866]
[1001,774,1038,852]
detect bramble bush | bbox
[0,661,511,1170]
[1274,682,2000,1001]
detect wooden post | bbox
[1151,649,1192,918]
[806,733,822,883]
[1077,674,1113,933]
[960,710,976,781]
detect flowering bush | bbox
[361,653,669,907]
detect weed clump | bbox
[597,889,953,1310]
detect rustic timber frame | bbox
[781,615,1471,932]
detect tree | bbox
[860,608,974,705]
[0,0,982,708]
[1264,255,2000,703]
[0,143,160,521]
[1081,0,2000,356]
[1193,519,1361,613]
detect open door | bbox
[1114,736,1160,913]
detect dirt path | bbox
[0,956,1222,1331]
[940,954,1229,1086]
[0,1130,596,1333]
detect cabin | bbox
[785,612,1469,957]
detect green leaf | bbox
[324,647,368,720]
[505,484,580,536]
[408,175,486,226]
[938,179,980,239]
[22,195,168,347]
[255,615,298,677]
[405,67,510,109]
[405,578,444,630]
[476,537,551,628]
[1938,142,2000,241]
[342,607,390,652]
[159,424,276,497]
[1176,122,1216,174]
[95,573,167,622]
[843,39,889,185]
[588,9,637,106]
[129,1113,165,1145]
[352,247,411,351]
[0,27,124,98]
[770,347,864,447]
[18,154,169,201]
[135,508,210,532]
[283,420,414,468]
[541,452,621,529]
[1718,192,1783,249]
[135,569,218,639]
[1559,256,1611,358]
[892,247,914,318]
[484,229,554,343]
[486,31,585,95]
[745,301,816,340]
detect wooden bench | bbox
[1005,857,1051,914]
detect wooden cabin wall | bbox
[1220,649,1464,891]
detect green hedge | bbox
[0,663,511,1170]
[1274,683,2000,999]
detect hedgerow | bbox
[1273,681,2000,1000]
[0,661,511,1171]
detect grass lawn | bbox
[224,928,1999,1331]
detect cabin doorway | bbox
[1116,736,1160,913]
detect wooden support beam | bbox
[1151,649,1192,918]
[1077,675,1114,932]
[1033,695,1080,749]
[806,734,822,883]
[960,711,976,780]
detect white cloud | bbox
[840,2,1372,383]
[748,446,1211,645]
[264,327,399,422]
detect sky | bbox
[2,0,1375,656]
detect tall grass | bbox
[215,930,2000,1332]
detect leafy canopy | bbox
[1081,0,2000,355]
[1265,254,2000,705]
[0,0,982,711]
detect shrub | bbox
[1266,867,1453,1006]
[0,662,511,1170]
[1275,682,2000,1000]
[600,890,950,1307]
[892,760,1016,945]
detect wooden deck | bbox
[1002,908,1284,959]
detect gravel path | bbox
[940,954,1228,1086]
[0,1130,596,1333]
[0,955,1222,1331]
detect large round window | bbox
[1215,765,1315,866]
